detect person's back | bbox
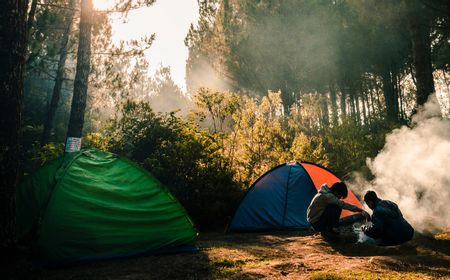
[363,191,414,246]
[307,185,339,224]
[371,200,414,245]
[307,182,366,235]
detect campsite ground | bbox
[9,228,450,280]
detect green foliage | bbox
[195,89,394,183]
[323,118,396,177]
[224,91,291,184]
[82,133,110,151]
[193,87,240,133]
[290,133,329,167]
[29,143,64,168]
[108,101,242,228]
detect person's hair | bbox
[330,182,348,199]
[364,190,379,203]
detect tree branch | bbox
[37,3,79,11]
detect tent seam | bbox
[36,151,87,232]
[281,165,292,226]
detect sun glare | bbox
[90,0,200,90]
[92,0,117,11]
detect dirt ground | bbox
[7,227,450,280]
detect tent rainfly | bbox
[229,162,363,231]
[17,149,198,264]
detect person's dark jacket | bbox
[363,200,414,246]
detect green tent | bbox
[17,148,198,264]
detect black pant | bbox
[311,204,342,232]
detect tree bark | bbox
[0,0,28,248]
[340,90,347,121]
[329,82,338,126]
[360,81,367,124]
[408,15,435,107]
[368,79,376,118]
[381,70,399,121]
[363,91,370,124]
[66,0,93,151]
[42,0,76,144]
[355,92,361,125]
[349,91,356,121]
[320,93,329,129]
[26,0,38,41]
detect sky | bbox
[94,0,200,91]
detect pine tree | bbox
[0,0,28,248]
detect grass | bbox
[309,270,445,280]
[210,255,271,277]
[12,230,449,280]
[309,272,347,280]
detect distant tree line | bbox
[185,0,450,122]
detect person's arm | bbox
[327,194,363,213]
[341,200,364,212]
[362,212,383,239]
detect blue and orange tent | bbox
[229,162,363,231]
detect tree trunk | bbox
[0,0,28,249]
[381,70,398,121]
[355,92,361,125]
[368,79,376,118]
[340,90,347,121]
[66,0,93,152]
[374,79,384,116]
[397,73,405,119]
[408,12,435,107]
[363,91,370,124]
[42,0,76,144]
[26,0,38,41]
[320,93,329,129]
[281,79,295,115]
[360,81,367,124]
[392,69,400,115]
[349,91,356,121]
[329,82,338,126]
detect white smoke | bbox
[353,222,376,244]
[187,58,233,95]
[353,95,450,235]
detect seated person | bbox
[362,190,414,246]
[307,182,367,235]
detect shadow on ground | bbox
[327,230,450,278]
[8,229,450,280]
[8,250,213,280]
